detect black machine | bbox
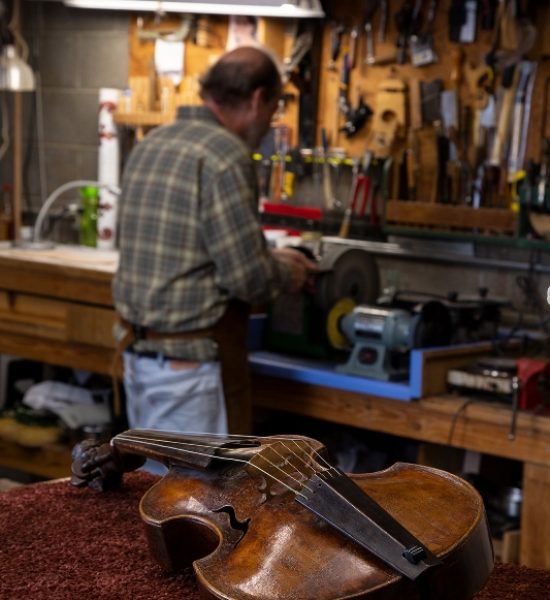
[376,288,505,345]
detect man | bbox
[113,46,315,439]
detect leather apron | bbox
[113,300,252,435]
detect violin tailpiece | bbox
[296,469,441,581]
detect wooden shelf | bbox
[0,436,71,480]
[385,200,518,236]
[113,111,174,128]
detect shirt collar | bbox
[177,104,219,124]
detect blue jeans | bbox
[122,352,228,473]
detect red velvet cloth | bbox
[0,471,548,599]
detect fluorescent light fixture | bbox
[63,0,325,18]
[0,45,35,92]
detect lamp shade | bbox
[0,45,35,92]
[63,0,325,18]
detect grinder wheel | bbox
[315,247,379,313]
[326,297,356,350]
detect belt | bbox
[125,347,201,370]
[126,347,185,361]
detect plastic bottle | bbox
[79,186,99,247]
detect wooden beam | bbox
[12,0,23,241]
[251,375,550,468]
[13,93,22,241]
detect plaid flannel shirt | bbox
[112,106,290,360]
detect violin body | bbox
[71,431,493,600]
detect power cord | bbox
[447,397,479,446]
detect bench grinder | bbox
[328,300,453,380]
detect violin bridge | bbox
[246,439,321,498]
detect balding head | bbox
[200,46,282,110]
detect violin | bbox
[71,430,494,600]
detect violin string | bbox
[253,441,330,490]
[118,430,332,479]
[117,429,338,485]
[125,429,338,478]
[284,439,339,476]
[114,432,314,498]
[275,440,327,478]
[116,430,338,481]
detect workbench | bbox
[0,244,549,569]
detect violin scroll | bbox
[70,438,145,492]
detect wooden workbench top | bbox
[0,243,118,274]
[0,243,118,306]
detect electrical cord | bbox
[447,397,479,446]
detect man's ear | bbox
[250,87,264,114]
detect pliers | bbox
[356,153,380,225]
[338,153,378,238]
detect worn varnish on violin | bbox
[71,430,494,600]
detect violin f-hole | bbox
[212,505,251,542]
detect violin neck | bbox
[111,429,262,470]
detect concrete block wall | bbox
[8,1,128,226]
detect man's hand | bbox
[272,247,318,294]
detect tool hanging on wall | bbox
[321,128,337,210]
[536,76,550,210]
[348,26,359,69]
[410,0,439,67]
[340,95,373,139]
[448,0,466,43]
[507,60,536,180]
[485,0,537,75]
[337,53,351,122]
[464,62,493,162]
[338,158,360,238]
[366,75,407,158]
[378,0,388,41]
[363,0,380,65]
[270,125,291,203]
[283,29,314,86]
[405,79,423,201]
[338,151,381,238]
[394,0,421,65]
[364,0,396,66]
[291,20,323,150]
[328,23,345,71]
[480,0,499,30]
[488,66,519,170]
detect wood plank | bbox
[0,437,72,480]
[66,304,117,349]
[385,201,517,234]
[520,463,550,567]
[251,375,550,467]
[0,252,115,305]
[0,330,117,376]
